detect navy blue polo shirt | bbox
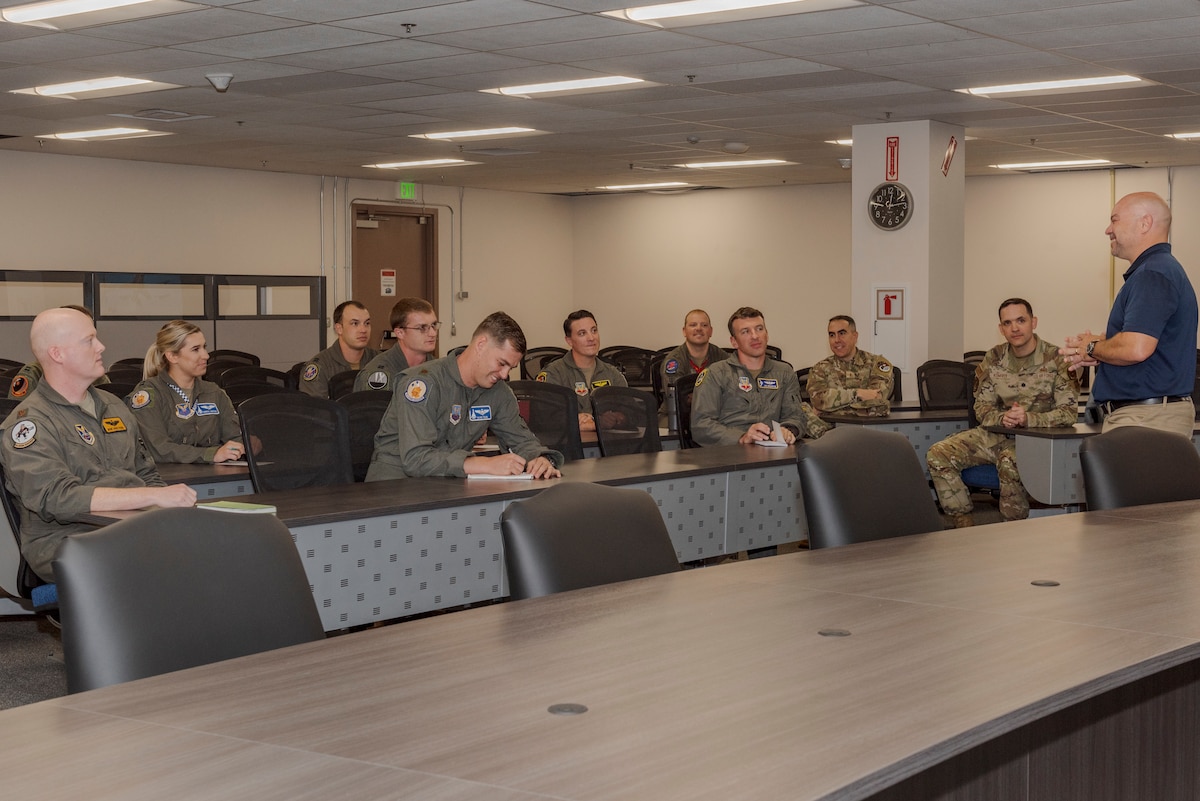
[1092,242,1197,402]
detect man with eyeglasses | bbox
[299,300,377,398]
[355,298,440,393]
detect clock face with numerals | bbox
[867,182,913,231]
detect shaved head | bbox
[30,307,91,362]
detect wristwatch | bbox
[1085,340,1096,358]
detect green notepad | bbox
[196,500,277,514]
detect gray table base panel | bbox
[189,478,256,499]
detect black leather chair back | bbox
[238,392,354,491]
[916,359,973,411]
[797,426,943,549]
[1080,427,1200,511]
[590,386,661,456]
[54,507,324,693]
[508,380,585,461]
[501,482,680,600]
[889,365,903,402]
[207,349,260,366]
[218,365,290,388]
[520,347,566,380]
[327,369,359,400]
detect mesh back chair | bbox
[508,380,585,461]
[327,369,359,400]
[1080,427,1200,511]
[649,353,667,406]
[500,482,680,600]
[598,347,656,389]
[889,365,903,402]
[797,426,944,549]
[521,347,566,380]
[916,359,973,411]
[238,393,354,491]
[674,373,699,449]
[207,349,260,366]
[109,357,144,371]
[54,506,324,693]
[590,386,662,456]
[204,358,252,386]
[104,364,143,384]
[796,367,812,403]
[963,350,987,366]
[218,365,290,388]
[337,390,393,482]
[224,382,293,407]
[0,463,56,612]
[766,345,783,361]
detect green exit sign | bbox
[397,182,417,200]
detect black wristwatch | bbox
[1085,340,1097,358]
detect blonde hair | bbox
[144,320,203,378]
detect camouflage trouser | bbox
[926,428,1028,520]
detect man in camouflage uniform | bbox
[692,306,828,446]
[807,314,894,416]
[927,298,1078,527]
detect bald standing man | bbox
[0,307,196,581]
[1063,192,1198,437]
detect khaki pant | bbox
[1102,398,1195,439]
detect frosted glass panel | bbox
[0,281,83,316]
[99,281,205,317]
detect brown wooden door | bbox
[351,204,438,351]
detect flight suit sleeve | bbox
[393,376,471,477]
[298,358,328,398]
[691,367,742,446]
[2,416,98,523]
[128,385,219,464]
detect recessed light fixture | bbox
[36,127,168,141]
[365,159,468,169]
[409,127,535,141]
[825,138,853,146]
[481,77,643,96]
[596,182,690,190]
[963,76,1141,96]
[1,0,191,28]
[604,0,859,25]
[11,76,154,98]
[1168,132,1200,140]
[678,159,788,168]
[990,159,1112,171]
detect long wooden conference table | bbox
[8,500,1200,799]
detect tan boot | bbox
[947,513,974,529]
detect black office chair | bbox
[337,390,393,482]
[649,353,667,406]
[327,369,359,400]
[963,350,987,366]
[590,386,662,456]
[0,463,57,614]
[521,347,566,380]
[204,358,253,386]
[796,367,812,403]
[104,364,143,384]
[109,357,144,371]
[508,380,585,461]
[1080,427,1200,511]
[888,365,903,402]
[598,346,656,389]
[0,358,23,372]
[500,482,680,600]
[238,392,354,491]
[796,426,944,549]
[916,359,973,411]
[54,506,324,693]
[207,349,260,366]
[217,365,290,388]
[224,382,293,407]
[766,345,783,362]
[674,373,699,449]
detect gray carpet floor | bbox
[0,616,67,709]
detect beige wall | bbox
[2,149,1198,371]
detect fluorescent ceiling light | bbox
[365,159,467,169]
[12,76,151,97]
[605,0,858,25]
[678,159,788,168]
[597,182,690,190]
[991,159,1111,170]
[409,127,535,141]
[36,127,168,141]
[1168,132,1200,140]
[963,76,1140,96]
[1,0,153,23]
[825,139,852,146]
[482,76,643,96]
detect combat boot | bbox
[947,513,974,529]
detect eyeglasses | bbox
[402,322,442,334]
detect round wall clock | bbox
[867,182,913,231]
